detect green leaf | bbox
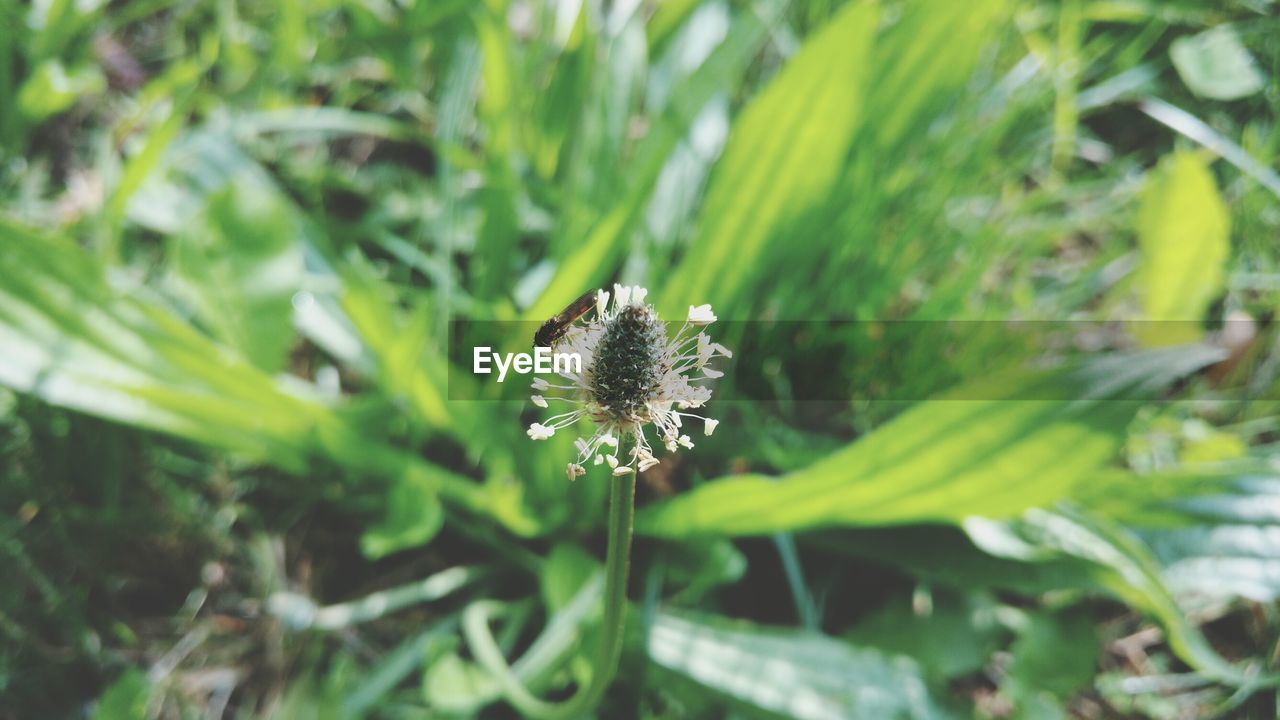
[863,0,1013,152]
[657,0,879,316]
[1012,507,1265,687]
[847,590,1004,680]
[338,259,454,430]
[648,612,957,720]
[230,107,431,144]
[639,349,1222,538]
[345,622,455,716]
[471,4,521,301]
[540,543,601,613]
[360,467,445,559]
[0,220,327,469]
[1128,474,1280,605]
[423,654,496,715]
[1132,151,1230,347]
[424,574,605,715]
[1073,466,1253,529]
[655,537,747,602]
[1170,26,1265,101]
[807,526,1107,597]
[92,669,149,720]
[17,60,104,121]
[170,179,304,374]
[525,7,771,323]
[1004,606,1099,703]
[1147,521,1280,605]
[0,223,508,530]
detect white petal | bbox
[704,418,719,436]
[596,289,610,317]
[687,304,716,324]
[531,395,548,408]
[606,454,619,468]
[594,454,605,465]
[600,432,619,448]
[531,377,550,390]
[702,367,724,379]
[526,423,555,440]
[678,434,694,449]
[632,287,648,304]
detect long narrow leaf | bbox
[657,0,879,316]
[639,348,1224,537]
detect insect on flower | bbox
[533,289,598,349]
[526,284,731,481]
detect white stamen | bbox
[527,423,555,440]
[687,304,716,324]
[613,283,632,308]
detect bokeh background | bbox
[3,0,1280,717]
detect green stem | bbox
[269,566,480,630]
[463,473,637,719]
[579,471,638,711]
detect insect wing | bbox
[533,290,597,348]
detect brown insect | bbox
[534,290,598,348]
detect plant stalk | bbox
[464,473,637,719]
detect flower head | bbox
[526,284,731,479]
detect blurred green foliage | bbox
[2,0,1280,718]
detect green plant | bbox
[3,0,1280,717]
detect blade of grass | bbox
[524,7,771,321]
[1138,97,1280,200]
[638,347,1225,538]
[657,0,879,316]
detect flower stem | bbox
[575,471,637,712]
[463,473,637,719]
